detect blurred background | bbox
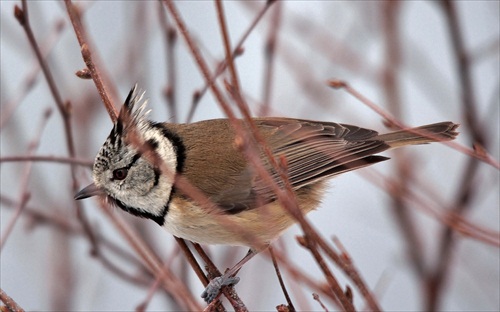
[1,1,498,311]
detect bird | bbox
[75,85,459,303]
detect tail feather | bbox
[375,122,459,148]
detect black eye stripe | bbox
[153,167,161,186]
[127,153,141,169]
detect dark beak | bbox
[74,183,105,200]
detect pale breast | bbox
[163,182,327,248]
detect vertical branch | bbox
[163,0,238,122]
[14,2,100,308]
[21,0,99,251]
[426,2,487,310]
[185,1,276,122]
[158,1,178,122]
[381,0,426,278]
[260,1,281,116]
[440,3,485,146]
[214,0,242,100]
[269,246,296,311]
[269,158,356,311]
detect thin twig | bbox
[0,288,25,312]
[260,1,281,116]
[269,157,356,311]
[0,108,51,250]
[426,2,490,309]
[64,0,119,122]
[158,1,178,122]
[0,195,155,286]
[0,17,65,130]
[171,240,228,311]
[312,293,329,312]
[185,1,276,122]
[268,245,339,305]
[0,155,92,167]
[328,80,499,169]
[16,0,100,279]
[381,0,425,278]
[135,255,177,312]
[269,246,296,311]
[358,166,500,247]
[215,0,242,100]
[98,202,202,310]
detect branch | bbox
[0,108,51,250]
[328,80,499,169]
[0,155,92,167]
[15,0,100,274]
[0,288,25,312]
[64,0,119,122]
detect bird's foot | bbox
[201,275,240,303]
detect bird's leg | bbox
[201,248,257,303]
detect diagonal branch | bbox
[64,0,119,122]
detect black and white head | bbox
[75,85,184,225]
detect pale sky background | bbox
[1,1,499,311]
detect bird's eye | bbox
[112,168,128,180]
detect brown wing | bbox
[246,118,390,205]
[170,118,390,214]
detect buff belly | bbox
[162,183,326,248]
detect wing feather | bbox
[171,118,390,214]
[242,119,390,209]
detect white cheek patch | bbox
[126,127,177,215]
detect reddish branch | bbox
[0,195,155,287]
[381,0,426,279]
[0,155,92,167]
[269,247,296,311]
[14,3,100,296]
[6,2,495,310]
[158,1,178,122]
[165,1,381,310]
[97,201,202,310]
[64,0,119,122]
[0,288,25,312]
[425,2,492,310]
[186,1,276,122]
[260,1,282,116]
[328,80,499,169]
[0,109,51,250]
[191,243,246,312]
[0,18,65,130]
